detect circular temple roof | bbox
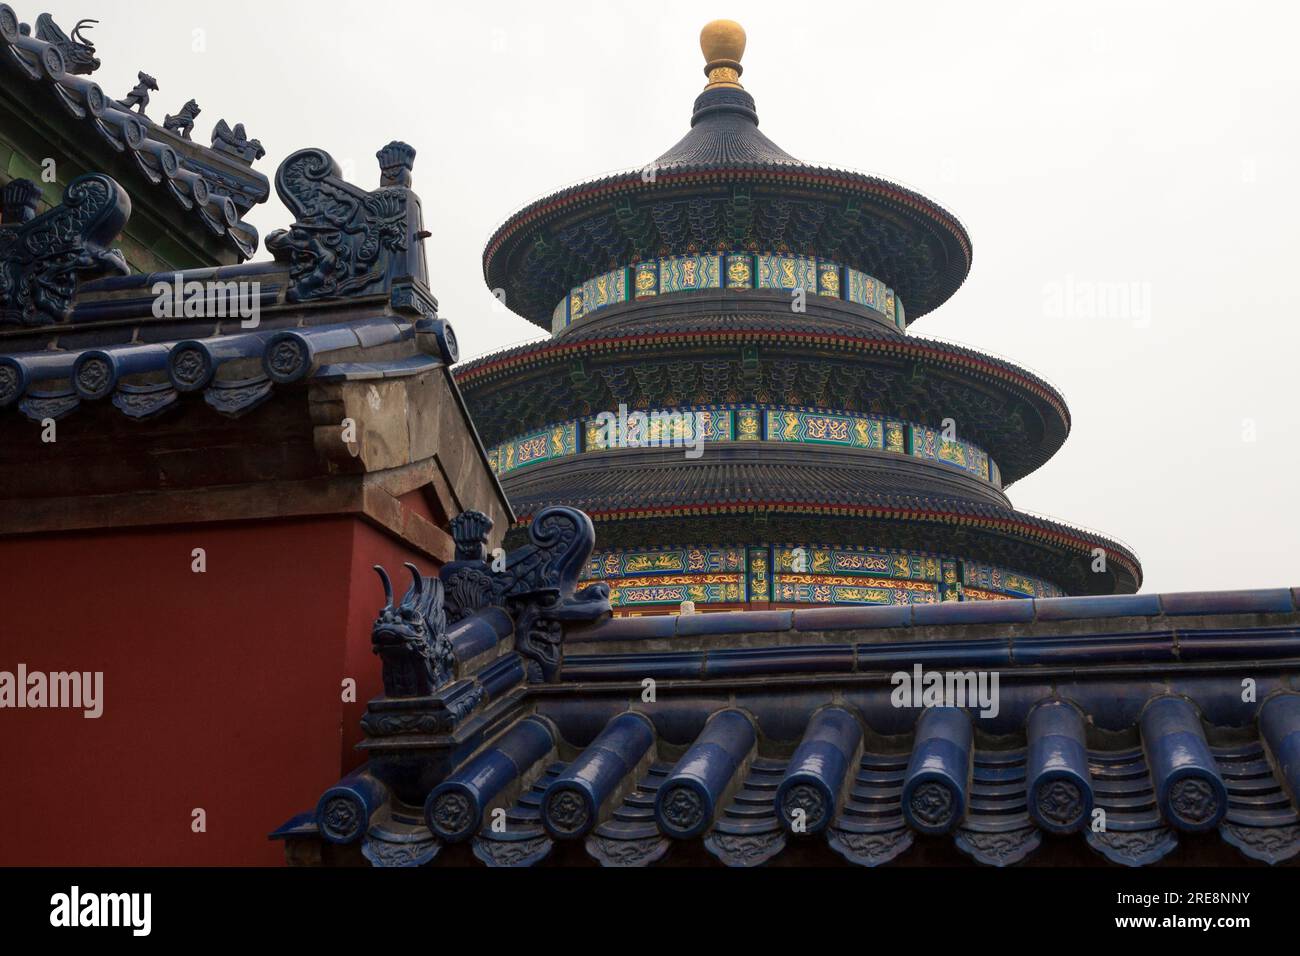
[483,23,973,330]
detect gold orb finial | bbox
[700,19,746,90]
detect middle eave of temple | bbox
[482,24,972,330]
[454,319,1072,488]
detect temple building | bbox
[456,20,1141,614]
[1,11,1297,872]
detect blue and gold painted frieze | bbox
[772,576,940,605]
[586,546,746,580]
[885,419,907,454]
[817,262,842,298]
[942,559,961,602]
[773,545,942,582]
[765,409,885,449]
[846,267,889,318]
[962,560,1064,599]
[585,545,747,608]
[606,576,745,608]
[489,405,1003,489]
[908,424,991,482]
[581,405,734,450]
[633,260,659,299]
[581,543,1064,609]
[658,253,721,296]
[755,254,817,293]
[552,252,902,333]
[582,268,629,315]
[493,421,579,476]
[747,546,771,602]
[725,253,753,289]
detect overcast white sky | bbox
[34,0,1300,593]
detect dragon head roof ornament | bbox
[30,12,98,74]
[0,173,130,326]
[370,563,453,698]
[265,144,428,302]
[366,506,611,701]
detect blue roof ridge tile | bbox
[1156,588,1296,617]
[566,588,1300,651]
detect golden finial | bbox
[700,19,746,90]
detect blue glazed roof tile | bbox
[1012,631,1177,666]
[856,638,1012,671]
[912,599,1035,628]
[676,608,792,637]
[1160,588,1295,616]
[566,615,678,643]
[1177,627,1300,661]
[1034,593,1162,621]
[283,585,1300,868]
[794,604,912,632]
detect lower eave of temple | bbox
[500,478,1142,598]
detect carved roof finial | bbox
[450,510,494,562]
[0,173,129,326]
[164,100,201,140]
[2,178,42,224]
[377,141,416,188]
[115,71,158,115]
[700,19,746,90]
[211,119,265,164]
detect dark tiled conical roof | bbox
[482,20,973,327]
[654,88,800,168]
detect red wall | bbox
[0,516,434,865]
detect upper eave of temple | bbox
[482,22,972,331]
[0,5,270,260]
